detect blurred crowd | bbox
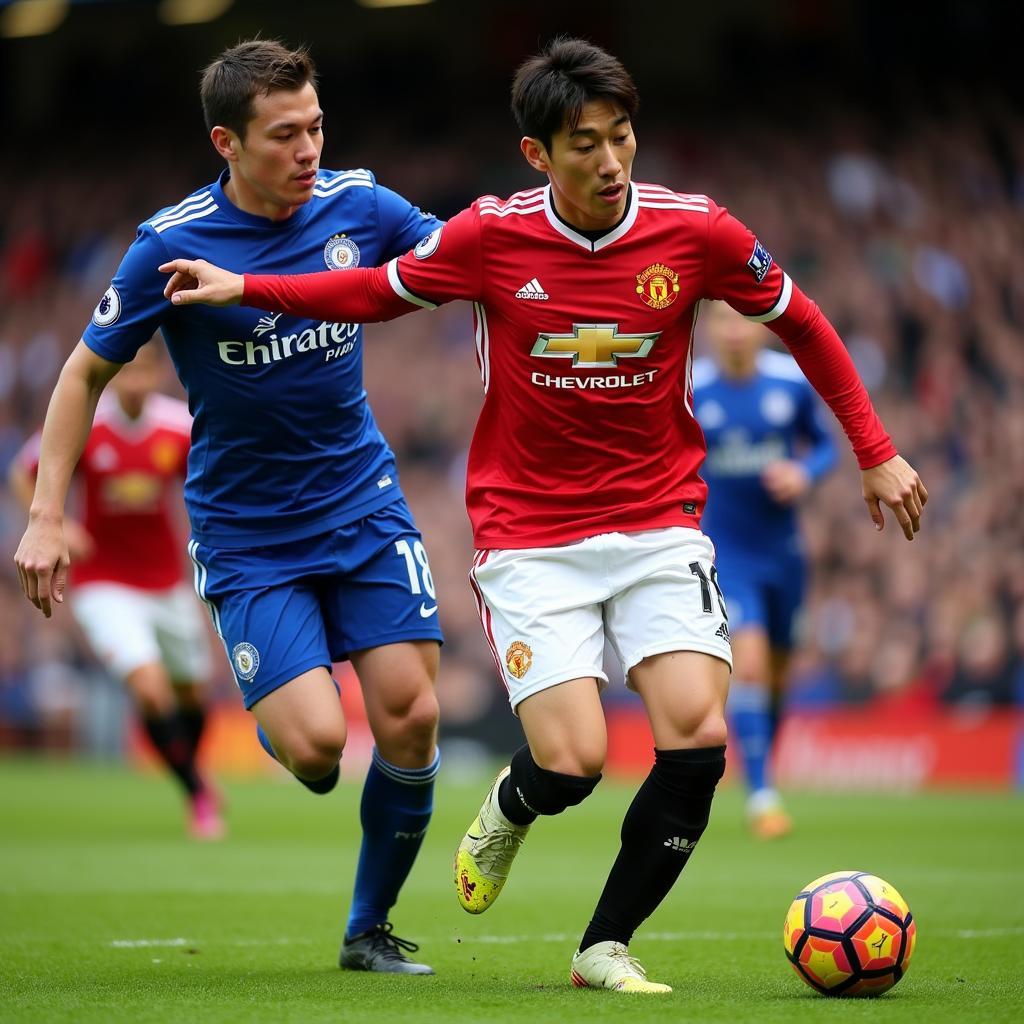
[2,89,1022,751]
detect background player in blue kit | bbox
[13,40,443,973]
[694,301,838,839]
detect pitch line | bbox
[109,926,1024,950]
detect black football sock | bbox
[579,745,726,952]
[498,744,601,826]
[142,710,204,797]
[179,705,207,759]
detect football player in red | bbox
[10,343,223,839]
[158,38,926,991]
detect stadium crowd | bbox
[2,93,1022,750]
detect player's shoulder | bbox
[475,186,547,223]
[634,181,713,217]
[756,348,807,384]
[143,181,222,237]
[691,355,720,390]
[312,167,376,201]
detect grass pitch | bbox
[1,759,1022,1023]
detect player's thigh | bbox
[630,650,730,749]
[604,528,733,685]
[71,583,162,683]
[188,539,332,711]
[469,541,609,713]
[150,583,213,685]
[320,501,444,662]
[517,676,607,776]
[351,641,440,766]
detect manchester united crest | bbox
[636,263,680,310]
[151,439,179,473]
[505,640,533,680]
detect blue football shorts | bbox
[187,498,443,708]
[713,545,805,651]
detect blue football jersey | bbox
[694,349,837,559]
[83,168,440,548]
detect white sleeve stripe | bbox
[313,180,374,197]
[150,194,214,227]
[386,259,437,310]
[744,273,793,323]
[153,204,219,234]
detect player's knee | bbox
[377,690,439,759]
[688,712,728,750]
[124,665,174,716]
[512,745,602,816]
[282,723,346,780]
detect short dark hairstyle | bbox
[200,39,317,140]
[511,37,639,152]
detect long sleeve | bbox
[771,285,896,470]
[243,264,413,324]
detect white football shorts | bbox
[72,581,211,683]
[469,527,733,710]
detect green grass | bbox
[0,759,1022,1023]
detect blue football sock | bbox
[728,681,773,795]
[346,746,439,938]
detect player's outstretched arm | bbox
[160,259,244,307]
[13,342,121,616]
[861,454,928,541]
[160,258,417,324]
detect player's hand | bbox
[13,514,70,618]
[159,259,244,307]
[62,519,96,562]
[861,455,928,541]
[761,459,811,505]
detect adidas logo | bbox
[664,836,697,853]
[715,622,731,641]
[515,277,549,301]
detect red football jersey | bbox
[19,392,191,590]
[245,182,895,549]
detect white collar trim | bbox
[543,184,639,253]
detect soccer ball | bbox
[783,871,916,997]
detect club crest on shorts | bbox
[324,233,360,270]
[635,263,680,310]
[92,286,121,327]
[505,640,533,680]
[232,642,260,681]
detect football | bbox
[783,871,916,997]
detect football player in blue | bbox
[13,40,443,973]
[693,301,838,839]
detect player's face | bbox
[704,301,766,374]
[524,99,636,231]
[216,82,324,221]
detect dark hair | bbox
[511,37,639,152]
[200,39,317,139]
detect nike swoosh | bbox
[419,603,439,618]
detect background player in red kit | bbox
[10,343,222,839]
[159,38,927,990]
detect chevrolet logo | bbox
[530,323,660,368]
